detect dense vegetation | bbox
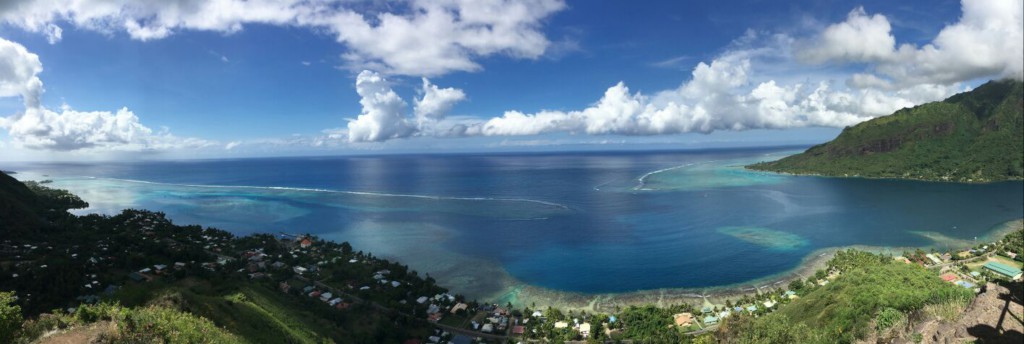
[0,172,439,343]
[718,250,976,343]
[748,79,1024,182]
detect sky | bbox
[0,0,1021,161]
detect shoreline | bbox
[744,166,1024,184]
[471,218,1024,313]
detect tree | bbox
[1,291,22,343]
[788,279,804,291]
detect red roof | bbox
[940,273,957,282]
[512,325,525,335]
[300,238,312,247]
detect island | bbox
[747,79,1024,183]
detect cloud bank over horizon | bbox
[333,0,1021,143]
[0,37,211,152]
[0,0,1021,153]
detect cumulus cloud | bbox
[797,7,896,64]
[345,71,468,142]
[798,0,1023,86]
[0,37,42,108]
[346,71,416,143]
[414,78,466,124]
[0,37,210,151]
[0,0,566,76]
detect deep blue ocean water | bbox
[7,147,1023,295]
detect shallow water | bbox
[8,147,1023,297]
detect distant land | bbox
[748,79,1024,182]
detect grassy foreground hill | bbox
[748,79,1024,182]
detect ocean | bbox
[7,147,1023,300]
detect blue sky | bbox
[0,0,1020,160]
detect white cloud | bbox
[414,77,466,124]
[0,0,567,76]
[345,70,415,143]
[798,0,1024,86]
[0,37,210,152]
[344,71,469,142]
[0,37,43,108]
[797,7,896,64]
[463,38,954,138]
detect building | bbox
[703,316,719,325]
[300,238,312,248]
[940,273,958,282]
[554,321,569,329]
[983,262,1023,280]
[579,323,591,338]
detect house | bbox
[983,261,1023,280]
[746,305,758,313]
[300,238,312,248]
[940,273,958,282]
[309,291,321,298]
[1008,252,1018,259]
[673,313,694,327]
[531,310,543,317]
[416,296,429,304]
[481,323,494,333]
[704,316,719,325]
[763,300,776,308]
[328,298,342,306]
[320,292,333,302]
[174,262,186,270]
[579,322,592,337]
[293,266,308,274]
[450,302,468,314]
[784,290,798,299]
[925,254,942,265]
[511,325,525,335]
[941,253,952,261]
[427,304,440,314]
[390,280,401,287]
[128,272,152,283]
[554,321,569,329]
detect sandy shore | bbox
[466,219,1024,313]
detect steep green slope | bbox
[748,79,1024,182]
[0,172,45,238]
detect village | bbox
[2,208,1022,343]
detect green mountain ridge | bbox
[748,79,1024,182]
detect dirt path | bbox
[35,321,114,344]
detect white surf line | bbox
[78,176,570,210]
[633,160,723,190]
